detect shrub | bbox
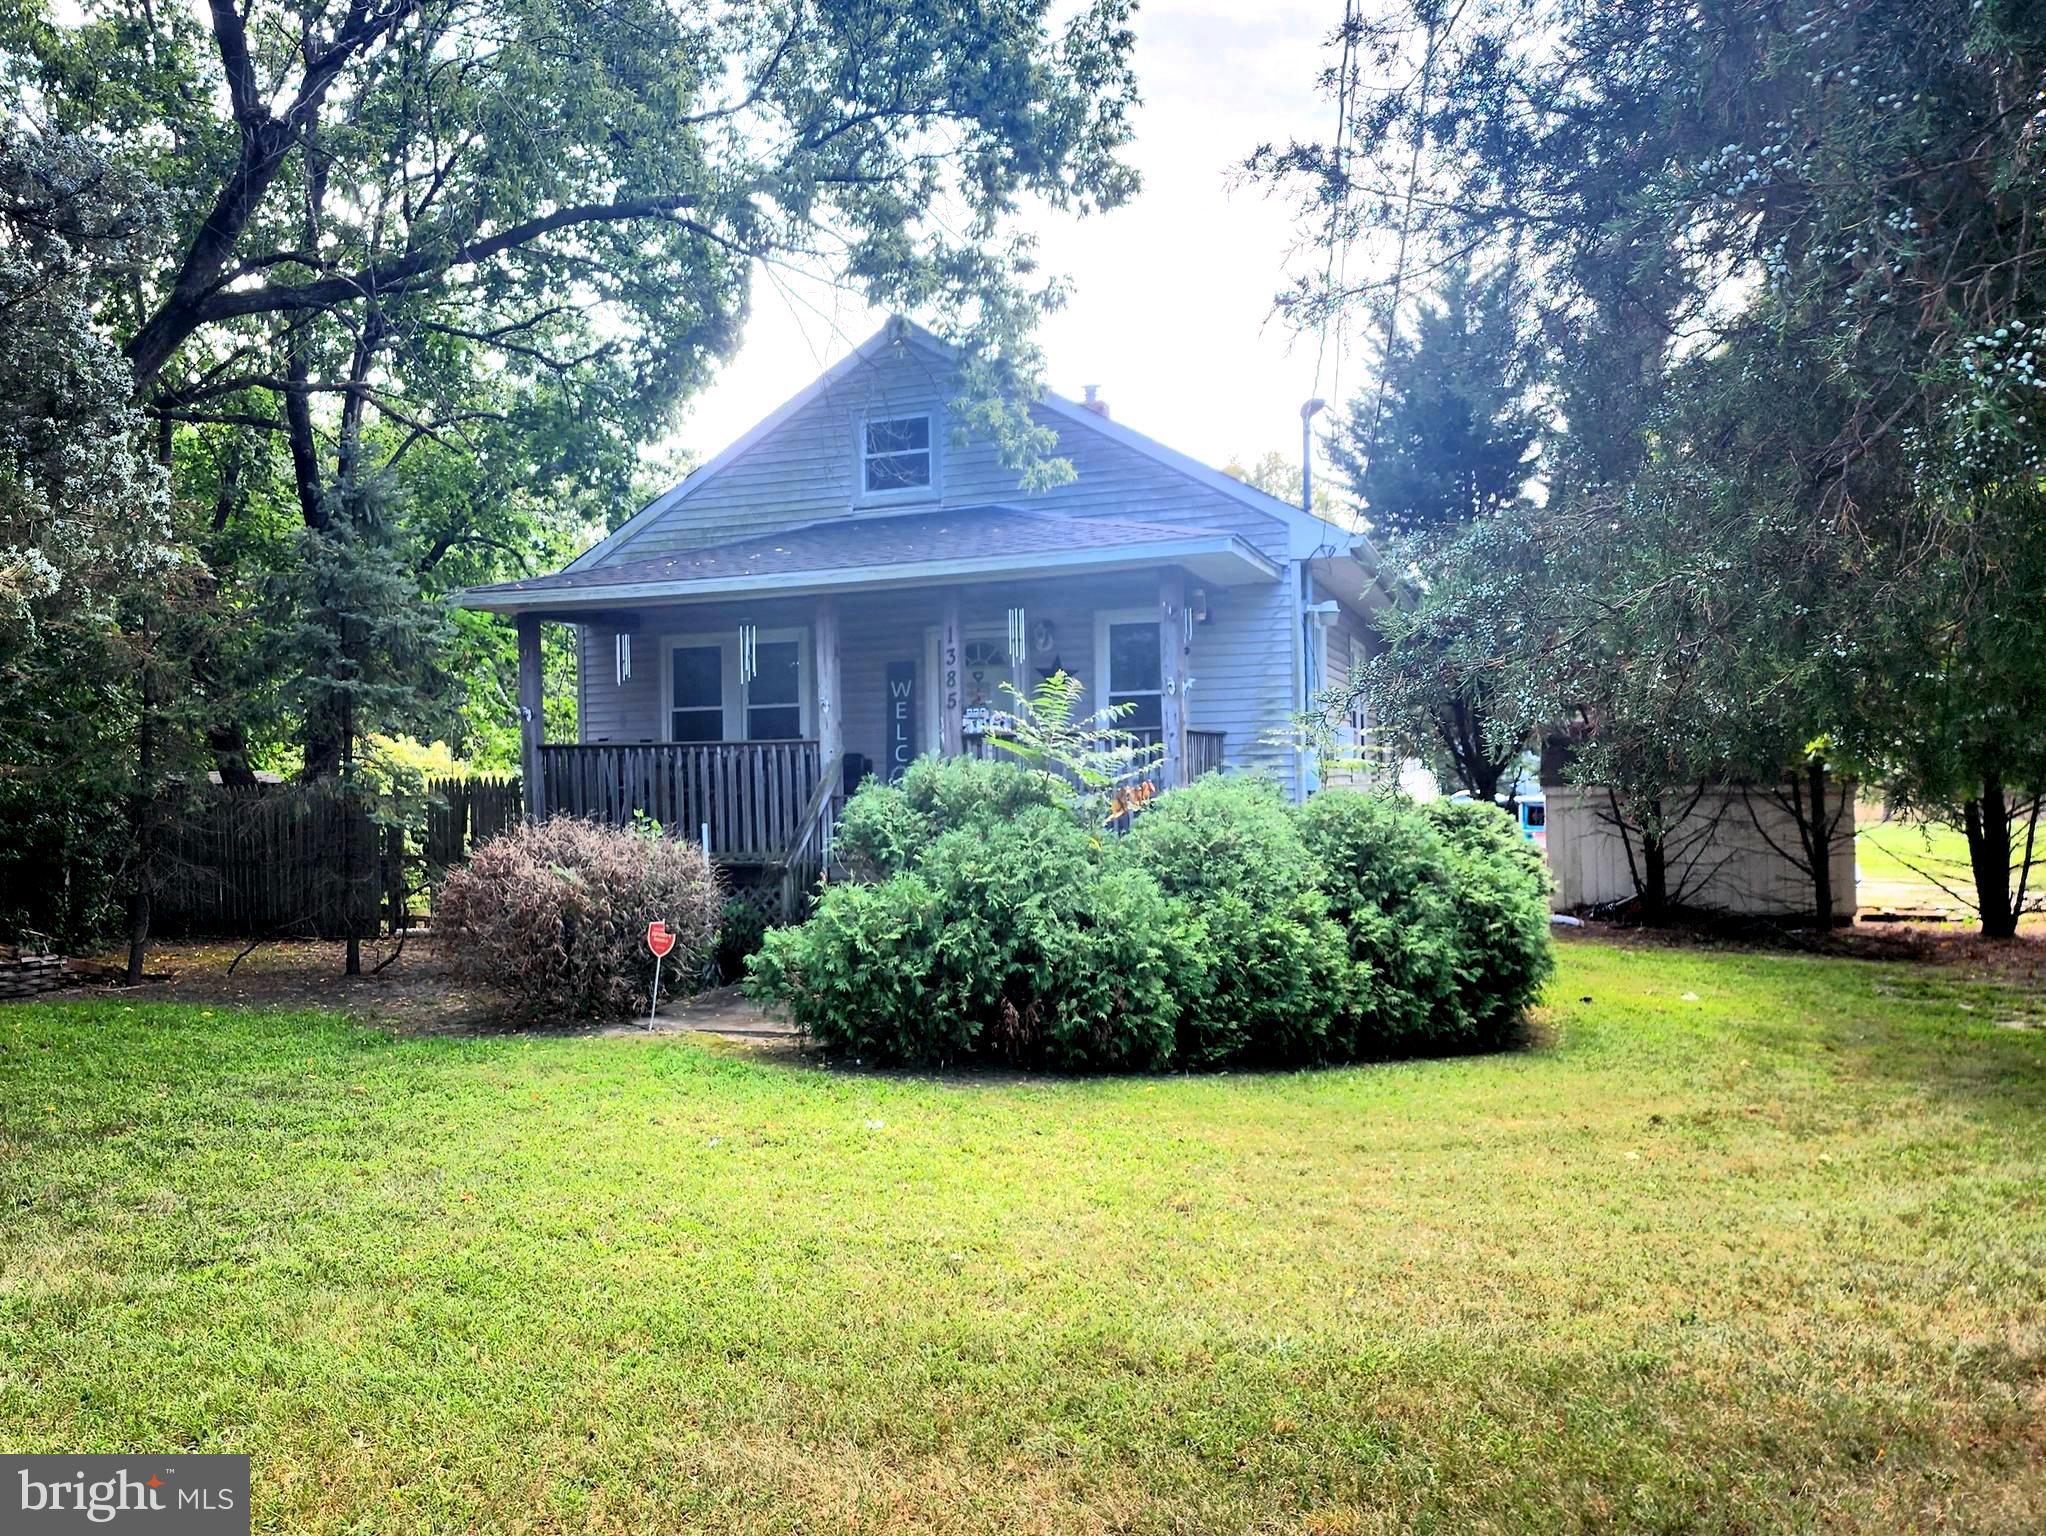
[1118,774,1315,903]
[750,806,1192,1070]
[747,874,959,1061]
[1166,891,1365,1067]
[1295,791,1475,1051]
[436,817,721,1021]
[833,755,1064,879]
[753,772,1552,1072]
[1424,799,1556,1041]
[709,895,775,986]
[918,810,1189,1071]
[1119,777,1365,1065]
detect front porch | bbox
[468,502,1289,899]
[508,567,1245,873]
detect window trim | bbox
[660,627,812,744]
[1093,608,1164,734]
[855,410,940,506]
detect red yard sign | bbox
[646,921,676,958]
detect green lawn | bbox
[1856,818,1978,895]
[3,941,2043,1533]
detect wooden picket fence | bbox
[423,775,522,868]
[146,759,847,939]
[154,786,402,940]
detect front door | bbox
[924,625,1016,751]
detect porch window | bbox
[1106,620,1163,732]
[669,645,723,743]
[862,414,932,494]
[746,639,803,740]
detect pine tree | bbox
[1327,262,1540,540]
[1323,262,1544,803]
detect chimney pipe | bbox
[1082,384,1110,418]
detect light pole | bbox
[1300,398,1327,512]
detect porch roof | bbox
[457,503,1281,615]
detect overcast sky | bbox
[669,0,1359,486]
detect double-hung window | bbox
[669,645,724,743]
[1105,619,1163,733]
[862,414,932,495]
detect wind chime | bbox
[737,620,758,686]
[1006,606,1027,721]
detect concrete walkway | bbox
[618,984,797,1042]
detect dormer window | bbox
[862,414,932,495]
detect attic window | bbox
[862,414,932,494]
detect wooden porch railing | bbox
[778,755,844,919]
[538,742,821,862]
[1147,729,1227,783]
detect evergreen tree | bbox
[1321,261,1544,804]
[1260,0,2046,933]
[1327,261,1540,539]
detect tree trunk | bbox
[1641,830,1669,922]
[1467,761,1502,803]
[1964,774,2017,939]
[342,694,361,977]
[124,638,156,985]
[1806,759,1834,928]
[206,723,261,790]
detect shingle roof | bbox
[464,504,1238,598]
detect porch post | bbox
[939,589,964,758]
[815,596,843,773]
[1158,570,1189,789]
[516,612,547,820]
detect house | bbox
[457,318,1387,883]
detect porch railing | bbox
[778,755,844,920]
[1130,729,1227,787]
[538,741,821,861]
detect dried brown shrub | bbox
[436,818,722,1021]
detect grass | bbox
[1856,818,1978,896]
[3,940,2043,1533]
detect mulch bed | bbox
[60,935,790,1041]
[73,936,505,1035]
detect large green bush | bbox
[833,754,1063,879]
[1119,776,1363,1065]
[747,761,1553,1071]
[752,801,1190,1070]
[1424,799,1556,1040]
[1295,791,1472,1049]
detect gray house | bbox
[459,319,1385,883]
